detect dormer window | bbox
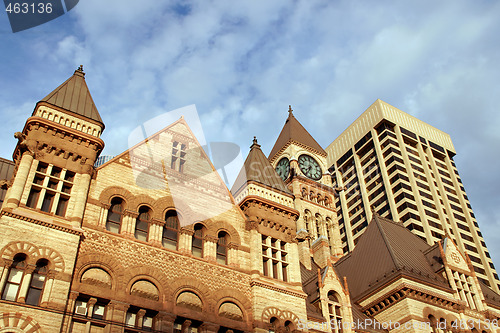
[171,141,186,172]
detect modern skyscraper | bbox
[326,99,499,292]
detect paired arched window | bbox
[192,224,204,258]
[26,259,48,306]
[135,206,151,242]
[106,197,124,233]
[327,291,343,333]
[162,210,179,250]
[1,254,48,306]
[216,231,229,265]
[1,253,27,301]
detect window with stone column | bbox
[125,306,158,332]
[25,259,48,306]
[135,206,152,242]
[171,141,187,173]
[192,224,205,258]
[262,236,288,281]
[106,197,124,233]
[163,210,179,250]
[1,253,27,301]
[216,231,229,265]
[72,295,109,331]
[26,161,74,216]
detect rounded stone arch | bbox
[261,306,282,324]
[280,310,300,328]
[124,267,167,297]
[165,276,210,308]
[98,186,134,207]
[204,219,242,245]
[0,312,42,332]
[0,241,39,265]
[422,307,458,330]
[80,267,113,290]
[75,253,123,290]
[34,246,65,272]
[212,288,252,317]
[130,194,156,213]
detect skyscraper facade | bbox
[326,99,499,292]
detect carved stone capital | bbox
[151,218,165,226]
[227,242,239,250]
[123,210,139,218]
[203,235,218,243]
[179,228,195,236]
[101,202,111,210]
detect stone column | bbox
[123,210,139,238]
[179,228,194,255]
[227,243,239,268]
[98,203,111,229]
[181,319,192,333]
[39,270,56,307]
[137,309,146,328]
[107,301,129,333]
[60,292,79,333]
[17,264,35,303]
[5,152,34,208]
[71,166,93,227]
[156,312,176,332]
[149,219,163,247]
[204,235,218,262]
[0,259,12,293]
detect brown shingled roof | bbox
[268,106,326,161]
[231,137,291,196]
[38,66,104,126]
[334,214,449,301]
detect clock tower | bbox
[269,106,343,269]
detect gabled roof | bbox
[231,137,291,196]
[268,106,326,161]
[479,281,500,309]
[334,214,449,300]
[38,66,104,126]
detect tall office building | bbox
[326,99,500,292]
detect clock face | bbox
[298,155,322,180]
[275,157,290,181]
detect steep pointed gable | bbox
[39,66,104,126]
[268,106,326,162]
[231,137,291,196]
[334,215,449,300]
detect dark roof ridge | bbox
[372,215,403,270]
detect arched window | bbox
[1,253,27,301]
[162,210,179,250]
[315,213,323,239]
[135,206,151,242]
[216,231,229,265]
[284,320,294,332]
[304,210,312,247]
[192,224,204,258]
[106,197,124,233]
[26,259,48,306]
[327,291,343,333]
[269,317,279,333]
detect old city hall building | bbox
[1,68,500,333]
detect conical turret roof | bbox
[268,106,325,161]
[38,66,104,127]
[231,137,291,196]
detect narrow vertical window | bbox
[216,231,229,265]
[135,206,151,242]
[106,197,123,233]
[162,210,179,250]
[1,254,26,301]
[192,224,204,258]
[25,259,48,306]
[327,291,343,333]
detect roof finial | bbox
[250,136,261,149]
[288,105,293,114]
[75,65,85,77]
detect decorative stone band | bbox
[250,280,308,299]
[362,283,465,317]
[179,228,195,236]
[0,209,84,236]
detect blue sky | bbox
[1,1,499,270]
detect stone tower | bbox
[268,106,343,269]
[0,66,104,330]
